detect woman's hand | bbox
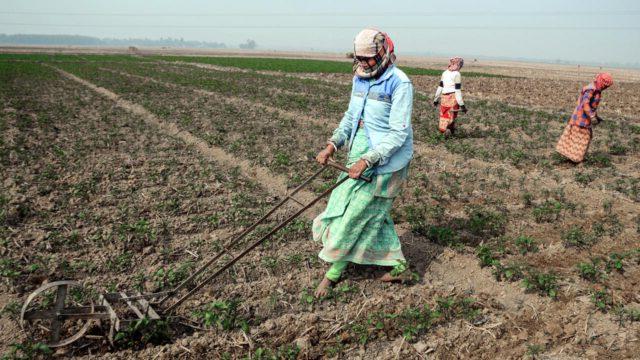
[348,159,369,179]
[316,144,335,165]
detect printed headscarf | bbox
[447,57,464,71]
[353,28,396,79]
[594,72,613,90]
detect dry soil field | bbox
[0,51,639,359]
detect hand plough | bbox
[20,160,371,347]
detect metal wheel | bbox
[20,280,95,348]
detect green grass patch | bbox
[151,55,505,77]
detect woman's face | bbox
[356,56,377,68]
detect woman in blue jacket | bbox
[313,28,414,297]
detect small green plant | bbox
[113,317,171,349]
[477,245,499,267]
[195,299,249,332]
[350,322,371,345]
[435,296,481,322]
[0,258,21,279]
[106,251,133,272]
[586,152,612,167]
[590,288,613,312]
[153,262,193,290]
[0,300,21,319]
[577,259,605,282]
[605,253,625,273]
[522,270,558,299]
[624,308,640,322]
[532,200,564,223]
[397,305,439,341]
[466,206,506,238]
[324,340,345,357]
[612,306,640,325]
[261,256,278,270]
[1,341,52,360]
[328,282,359,303]
[526,343,544,358]
[562,226,597,248]
[299,287,316,305]
[274,151,291,166]
[608,143,628,155]
[424,225,460,247]
[493,262,525,282]
[514,236,539,254]
[574,171,594,185]
[250,344,300,360]
[118,218,157,249]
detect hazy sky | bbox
[2,0,640,65]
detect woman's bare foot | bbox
[314,277,334,298]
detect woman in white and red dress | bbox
[433,57,467,137]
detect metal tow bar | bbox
[20,160,371,347]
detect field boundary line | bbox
[167,60,342,88]
[49,65,323,220]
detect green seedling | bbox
[562,226,598,248]
[590,288,613,312]
[532,200,564,223]
[1,341,52,360]
[606,253,625,273]
[194,299,249,332]
[113,317,171,349]
[522,270,558,299]
[577,259,605,282]
[493,262,525,282]
[477,245,499,267]
[515,236,539,254]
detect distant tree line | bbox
[0,34,227,48]
[238,39,256,50]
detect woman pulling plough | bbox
[555,73,613,163]
[433,57,468,137]
[313,28,413,297]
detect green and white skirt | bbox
[312,127,408,266]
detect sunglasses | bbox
[355,55,374,62]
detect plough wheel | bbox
[20,280,94,348]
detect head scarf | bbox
[447,57,464,71]
[352,28,396,79]
[594,72,613,90]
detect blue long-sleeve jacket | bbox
[330,65,414,174]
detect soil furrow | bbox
[50,65,322,221]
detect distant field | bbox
[0,52,506,77]
[150,55,507,78]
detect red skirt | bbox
[438,93,459,133]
